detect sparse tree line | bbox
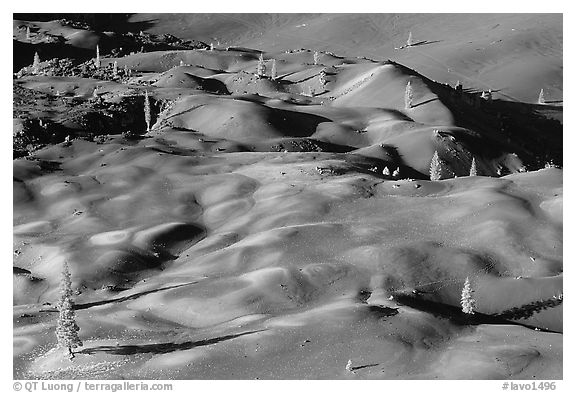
[22,37,558,175]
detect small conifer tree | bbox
[538,88,545,104]
[319,69,327,86]
[256,53,266,78]
[460,276,476,315]
[346,359,354,373]
[404,80,414,109]
[469,157,478,176]
[429,150,443,181]
[144,90,151,131]
[94,45,100,69]
[32,52,41,74]
[383,166,390,176]
[407,31,415,46]
[271,59,277,80]
[313,51,320,65]
[56,261,83,359]
[392,167,400,177]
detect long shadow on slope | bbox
[40,282,197,312]
[393,293,560,333]
[79,330,264,355]
[494,297,563,321]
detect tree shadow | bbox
[40,282,197,312]
[411,97,438,108]
[397,40,443,50]
[536,101,563,107]
[79,329,264,355]
[351,363,379,371]
[410,40,443,47]
[392,293,560,333]
[494,297,563,321]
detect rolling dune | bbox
[13,14,562,380]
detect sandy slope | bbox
[130,13,562,103]
[13,15,562,380]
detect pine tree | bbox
[94,44,100,69]
[460,277,476,315]
[32,52,41,74]
[404,80,414,109]
[313,51,320,65]
[271,59,277,81]
[345,359,354,373]
[319,69,327,86]
[538,88,545,104]
[383,166,390,176]
[429,150,443,181]
[256,53,266,78]
[56,261,83,359]
[144,90,151,131]
[469,157,478,176]
[407,31,415,46]
[392,167,400,177]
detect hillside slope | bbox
[13,15,562,380]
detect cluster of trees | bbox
[429,151,480,180]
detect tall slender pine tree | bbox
[56,261,83,359]
[405,80,414,109]
[271,59,277,80]
[430,150,443,181]
[32,52,41,74]
[94,45,100,69]
[469,157,478,176]
[407,31,415,46]
[538,88,545,104]
[144,90,151,131]
[256,53,266,78]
